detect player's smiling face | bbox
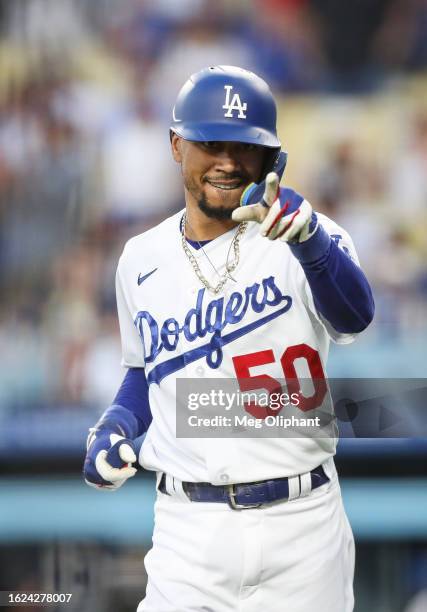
[171,135,265,220]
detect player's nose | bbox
[214,143,242,172]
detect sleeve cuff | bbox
[289,224,331,264]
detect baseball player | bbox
[84,66,374,611]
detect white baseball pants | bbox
[137,461,355,612]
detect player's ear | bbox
[170,132,182,163]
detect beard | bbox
[197,192,238,220]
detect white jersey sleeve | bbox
[116,253,145,368]
[298,213,362,345]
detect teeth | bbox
[207,181,241,190]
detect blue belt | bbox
[158,465,329,510]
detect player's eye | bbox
[202,141,219,149]
[240,143,257,152]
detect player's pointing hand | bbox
[232,172,279,224]
[232,173,317,243]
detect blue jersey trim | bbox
[186,237,212,250]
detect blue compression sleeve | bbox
[111,367,152,434]
[94,368,152,442]
[289,225,374,333]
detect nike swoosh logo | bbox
[138,268,158,286]
[146,299,292,386]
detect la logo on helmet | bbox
[222,85,247,119]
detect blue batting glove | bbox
[84,427,138,491]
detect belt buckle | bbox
[227,484,262,510]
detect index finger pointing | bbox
[263,172,279,207]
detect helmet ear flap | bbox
[260,149,288,182]
[241,150,288,207]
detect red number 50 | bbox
[232,343,327,419]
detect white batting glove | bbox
[233,173,317,243]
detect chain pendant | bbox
[181,213,247,294]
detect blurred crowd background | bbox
[1,1,427,611]
[1,0,427,412]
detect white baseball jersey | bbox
[116,209,360,485]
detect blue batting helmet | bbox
[170,65,281,151]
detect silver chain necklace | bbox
[181,212,248,295]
